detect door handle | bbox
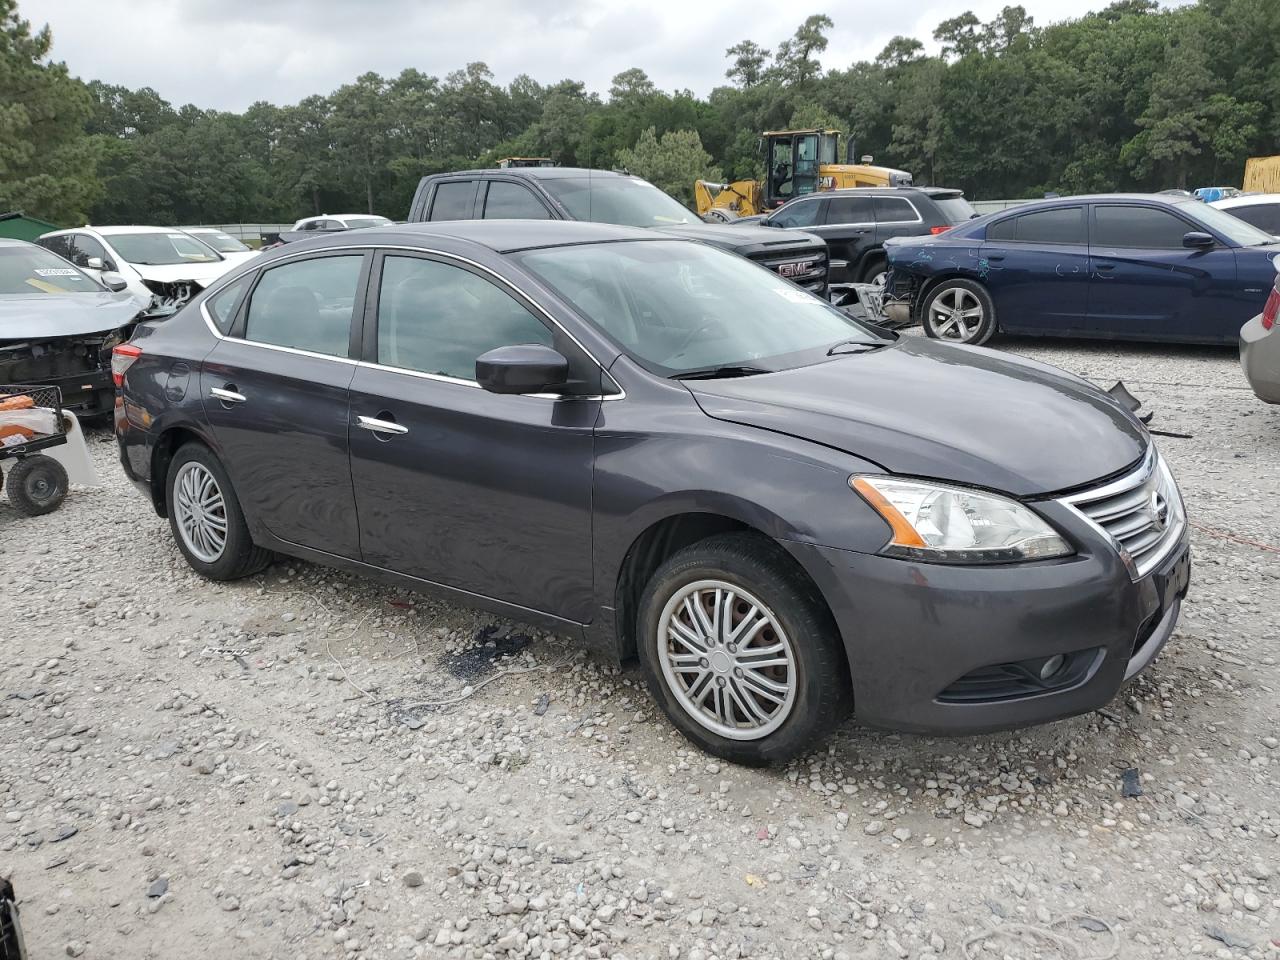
[210,386,246,403]
[1094,263,1115,271]
[985,254,1005,262]
[356,415,408,436]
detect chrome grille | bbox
[1059,448,1185,580]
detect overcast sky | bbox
[36,0,1162,112]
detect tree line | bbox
[1,0,1276,227]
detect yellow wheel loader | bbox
[695,129,912,221]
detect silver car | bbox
[1240,254,1280,404]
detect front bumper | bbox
[785,527,1190,734]
[1240,313,1280,404]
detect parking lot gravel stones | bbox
[1,336,1278,959]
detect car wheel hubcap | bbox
[869,270,887,288]
[656,580,797,741]
[174,462,228,563]
[930,288,983,340]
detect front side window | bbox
[429,181,477,221]
[519,240,879,376]
[1093,206,1192,249]
[243,255,362,357]
[108,232,222,265]
[207,275,251,334]
[825,195,874,224]
[68,234,110,268]
[376,255,552,381]
[0,244,102,295]
[872,197,918,224]
[484,181,550,220]
[772,199,821,229]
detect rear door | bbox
[871,195,924,246]
[347,251,600,622]
[199,251,368,558]
[979,205,1091,332]
[1088,203,1240,340]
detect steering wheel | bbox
[667,320,727,363]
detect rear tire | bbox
[636,533,852,765]
[921,279,996,345]
[860,254,888,288]
[5,455,67,516]
[166,443,271,580]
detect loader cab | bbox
[763,129,840,208]
[498,157,555,169]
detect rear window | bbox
[429,181,476,221]
[933,196,977,225]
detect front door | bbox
[980,204,1091,332]
[200,251,368,558]
[1087,203,1240,341]
[348,251,599,622]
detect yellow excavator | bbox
[695,129,912,221]
[498,157,555,168]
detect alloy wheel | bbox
[174,461,229,563]
[930,287,984,340]
[656,580,797,740]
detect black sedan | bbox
[114,220,1189,764]
[884,193,1280,345]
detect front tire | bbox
[637,533,852,765]
[166,443,270,580]
[5,455,68,516]
[921,279,996,345]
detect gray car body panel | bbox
[0,290,141,339]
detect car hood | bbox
[685,337,1147,497]
[652,222,824,255]
[131,260,231,284]
[0,291,143,340]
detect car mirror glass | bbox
[475,344,569,395]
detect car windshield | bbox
[189,231,250,253]
[541,177,696,227]
[109,232,222,265]
[518,240,881,375]
[1186,201,1275,246]
[934,196,977,224]
[0,245,103,295]
[344,217,392,229]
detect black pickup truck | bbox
[407,167,830,298]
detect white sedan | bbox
[290,214,393,232]
[1212,193,1280,239]
[36,226,238,310]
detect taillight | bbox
[111,343,143,387]
[1262,287,1279,331]
[930,225,950,235]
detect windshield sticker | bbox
[772,286,818,304]
[33,268,78,277]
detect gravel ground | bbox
[1,335,1277,960]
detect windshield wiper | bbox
[826,339,889,356]
[671,364,771,380]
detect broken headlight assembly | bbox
[851,475,1073,564]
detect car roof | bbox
[1212,193,1280,208]
[426,167,635,181]
[280,219,660,255]
[0,237,39,249]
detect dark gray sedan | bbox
[113,221,1190,764]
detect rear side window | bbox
[1226,203,1280,235]
[69,234,110,268]
[375,255,552,381]
[986,207,1085,244]
[243,255,363,358]
[825,195,874,224]
[772,199,821,228]
[429,181,477,221]
[207,275,251,334]
[1093,205,1190,248]
[873,197,918,223]
[484,181,550,220]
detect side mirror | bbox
[100,272,128,293]
[1183,231,1215,249]
[476,344,569,395]
[85,256,104,270]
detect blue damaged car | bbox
[883,193,1280,345]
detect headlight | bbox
[851,476,1072,564]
